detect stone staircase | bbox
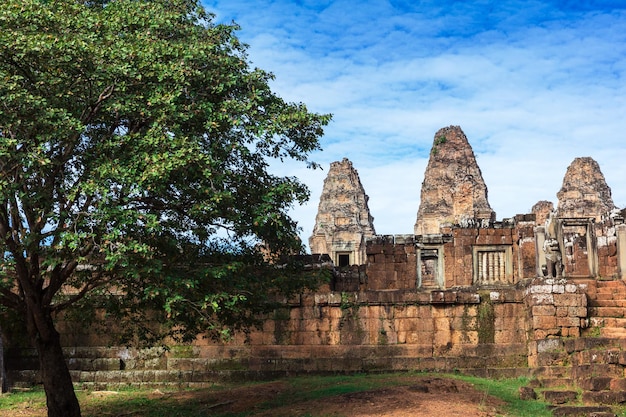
[586,280,626,339]
[530,280,626,416]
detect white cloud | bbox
[204,0,626,248]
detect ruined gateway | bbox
[10,126,626,409]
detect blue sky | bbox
[203,0,626,245]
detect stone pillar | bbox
[524,277,587,343]
[535,226,546,277]
[617,224,626,280]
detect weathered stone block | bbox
[529,285,554,295]
[578,377,613,391]
[529,293,555,305]
[550,406,614,416]
[555,294,586,307]
[519,386,537,400]
[573,364,624,379]
[610,378,626,391]
[582,390,626,405]
[533,315,557,329]
[561,327,580,337]
[533,305,556,316]
[557,317,581,328]
[543,390,578,405]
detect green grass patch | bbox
[0,388,47,410]
[0,373,555,417]
[453,374,552,417]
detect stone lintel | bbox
[514,213,536,223]
[559,217,596,225]
[415,234,453,245]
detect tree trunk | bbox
[31,312,81,417]
[0,325,7,393]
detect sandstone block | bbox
[530,293,555,305]
[568,306,587,317]
[543,390,578,405]
[561,327,580,337]
[533,315,557,330]
[556,294,587,307]
[533,305,556,316]
[579,377,613,391]
[582,390,626,405]
[610,378,626,391]
[556,317,581,328]
[573,364,624,379]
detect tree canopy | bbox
[0,1,330,416]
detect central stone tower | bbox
[414,126,495,235]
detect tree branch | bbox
[80,83,115,125]
[50,273,109,313]
[0,286,22,311]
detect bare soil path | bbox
[2,377,508,416]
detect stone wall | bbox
[8,213,626,387]
[8,286,532,388]
[366,218,537,291]
[7,211,626,388]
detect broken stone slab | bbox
[582,390,626,405]
[518,386,537,400]
[578,377,613,392]
[543,390,579,405]
[549,405,615,417]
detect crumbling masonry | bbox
[9,126,626,410]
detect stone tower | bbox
[557,157,616,221]
[414,126,495,235]
[309,158,375,266]
[532,200,554,226]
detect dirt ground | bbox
[2,377,507,417]
[196,376,507,417]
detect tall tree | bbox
[0,324,6,393]
[0,1,330,416]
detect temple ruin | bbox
[414,125,494,235]
[309,158,375,267]
[8,125,626,412]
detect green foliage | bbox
[431,135,447,155]
[0,0,330,341]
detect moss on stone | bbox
[477,297,495,344]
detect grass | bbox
[0,373,556,417]
[0,388,47,410]
[0,386,227,417]
[454,375,553,417]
